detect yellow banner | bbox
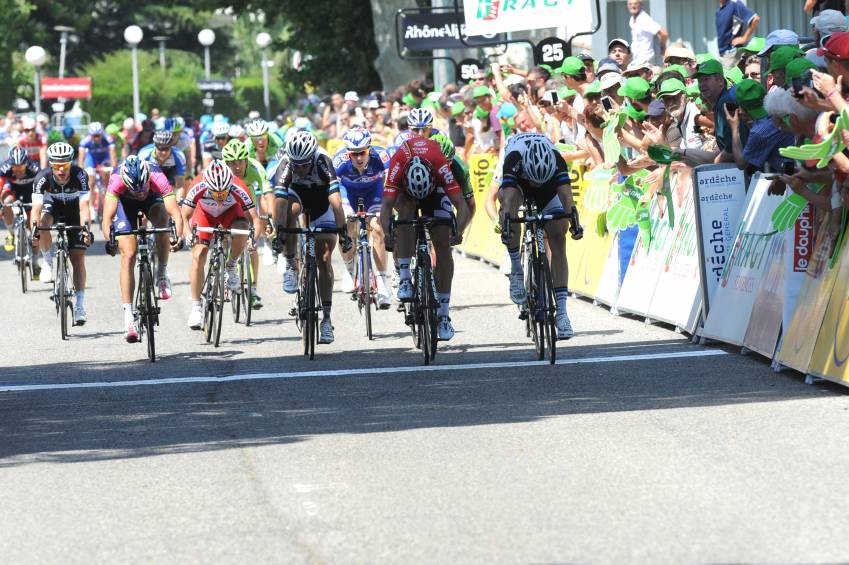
[326,138,344,157]
[567,204,615,298]
[808,233,849,383]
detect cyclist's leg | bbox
[312,206,337,307]
[337,188,357,289]
[147,199,171,276]
[539,191,572,337]
[394,194,416,300]
[500,185,526,303]
[68,234,88,314]
[113,199,138,305]
[2,188,16,235]
[190,208,213,301]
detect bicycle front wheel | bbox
[527,255,544,361]
[540,258,557,365]
[141,263,157,362]
[202,271,215,343]
[303,262,317,360]
[243,251,253,327]
[213,263,225,347]
[17,223,28,294]
[358,247,374,340]
[415,260,432,366]
[57,253,70,340]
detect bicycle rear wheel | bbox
[231,261,243,324]
[358,247,374,340]
[141,263,157,362]
[527,255,544,361]
[243,251,253,327]
[213,263,225,347]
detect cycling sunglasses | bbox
[50,162,71,171]
[348,149,369,157]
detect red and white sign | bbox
[41,77,92,99]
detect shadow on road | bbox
[0,338,837,467]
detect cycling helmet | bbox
[173,117,185,132]
[162,117,176,132]
[105,124,121,137]
[62,126,75,139]
[8,146,28,165]
[211,122,230,138]
[286,131,318,164]
[408,108,434,128]
[523,137,556,185]
[246,119,269,137]
[88,121,104,135]
[405,156,434,200]
[431,132,455,161]
[228,124,245,138]
[343,127,372,152]
[47,142,74,163]
[222,139,250,161]
[120,155,151,193]
[21,116,36,130]
[203,159,234,192]
[153,129,173,146]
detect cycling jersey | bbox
[138,143,186,185]
[107,165,174,202]
[240,158,272,201]
[272,150,340,227]
[0,159,41,203]
[384,138,460,199]
[32,165,89,204]
[500,132,570,214]
[79,134,115,167]
[184,176,255,218]
[246,134,283,167]
[17,134,46,162]
[333,145,389,213]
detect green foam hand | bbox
[771,184,823,232]
[635,200,653,251]
[779,109,849,167]
[583,167,615,212]
[660,165,675,227]
[602,112,628,164]
[554,143,577,152]
[606,192,637,231]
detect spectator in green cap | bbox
[693,58,740,160]
[617,76,653,111]
[470,84,502,154]
[556,56,591,99]
[783,57,818,90]
[726,79,795,173]
[741,36,765,55]
[657,78,705,151]
[766,45,802,91]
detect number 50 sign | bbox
[534,37,568,67]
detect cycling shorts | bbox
[283,185,336,229]
[191,204,246,245]
[41,195,87,250]
[500,177,564,215]
[84,152,112,172]
[341,183,382,216]
[113,194,164,235]
[1,183,33,205]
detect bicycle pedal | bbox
[518,311,528,321]
[288,307,298,317]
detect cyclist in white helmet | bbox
[498,132,582,339]
[202,121,231,168]
[271,130,351,345]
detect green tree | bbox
[0,0,35,108]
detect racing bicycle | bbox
[35,223,90,340]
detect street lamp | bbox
[24,46,47,115]
[124,25,144,121]
[198,28,215,80]
[54,26,75,79]
[152,36,168,69]
[256,32,272,119]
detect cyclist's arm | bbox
[77,170,92,226]
[101,195,119,239]
[78,144,87,169]
[39,146,47,169]
[108,142,117,165]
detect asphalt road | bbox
[1,240,848,564]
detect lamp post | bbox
[256,32,272,119]
[124,25,144,121]
[54,26,75,79]
[152,36,168,69]
[25,46,47,115]
[198,28,215,80]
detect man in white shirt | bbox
[628,0,668,64]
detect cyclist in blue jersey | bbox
[332,127,392,307]
[78,121,117,197]
[138,130,187,199]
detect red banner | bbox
[41,77,92,99]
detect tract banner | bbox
[700,174,784,346]
[401,11,505,51]
[41,77,91,99]
[646,166,703,332]
[808,228,849,384]
[691,164,749,317]
[464,0,592,36]
[567,204,615,298]
[776,217,839,373]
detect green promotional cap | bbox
[657,78,686,97]
[472,85,491,98]
[557,86,578,99]
[583,81,603,96]
[557,56,586,77]
[784,57,818,87]
[767,45,802,74]
[693,59,724,78]
[735,79,768,120]
[450,101,466,116]
[741,36,765,54]
[724,67,744,85]
[617,76,652,100]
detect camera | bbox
[792,71,813,96]
[601,96,614,112]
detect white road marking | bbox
[0,349,727,393]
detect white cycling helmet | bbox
[228,124,245,138]
[123,117,136,130]
[47,142,75,163]
[408,108,434,128]
[523,137,556,185]
[343,127,372,151]
[21,116,36,130]
[203,159,234,192]
[245,119,269,137]
[286,131,318,164]
[405,156,434,200]
[211,122,230,138]
[153,129,173,146]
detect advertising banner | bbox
[646,168,702,332]
[700,174,784,346]
[776,219,839,373]
[464,0,592,36]
[567,205,615,298]
[41,77,91,99]
[593,233,621,307]
[462,154,501,264]
[742,240,785,359]
[401,12,504,51]
[691,164,749,317]
[783,204,815,329]
[808,232,849,384]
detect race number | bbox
[457,58,482,81]
[534,37,568,67]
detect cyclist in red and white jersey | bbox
[380,137,471,341]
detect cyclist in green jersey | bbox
[245,119,283,168]
[222,139,273,309]
[431,132,476,218]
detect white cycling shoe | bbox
[341,269,356,293]
[556,311,574,340]
[283,265,298,294]
[157,275,173,300]
[188,307,203,330]
[73,305,87,326]
[41,259,53,283]
[319,319,334,344]
[396,279,414,302]
[226,267,241,293]
[437,316,455,341]
[509,272,526,304]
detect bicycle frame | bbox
[36,222,87,340]
[347,198,379,339]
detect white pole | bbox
[261,48,271,119]
[204,46,211,80]
[34,70,41,114]
[131,45,140,119]
[58,32,67,79]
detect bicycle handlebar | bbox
[195,226,253,236]
[346,212,377,223]
[279,226,344,235]
[1,201,33,209]
[36,223,88,232]
[506,212,569,224]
